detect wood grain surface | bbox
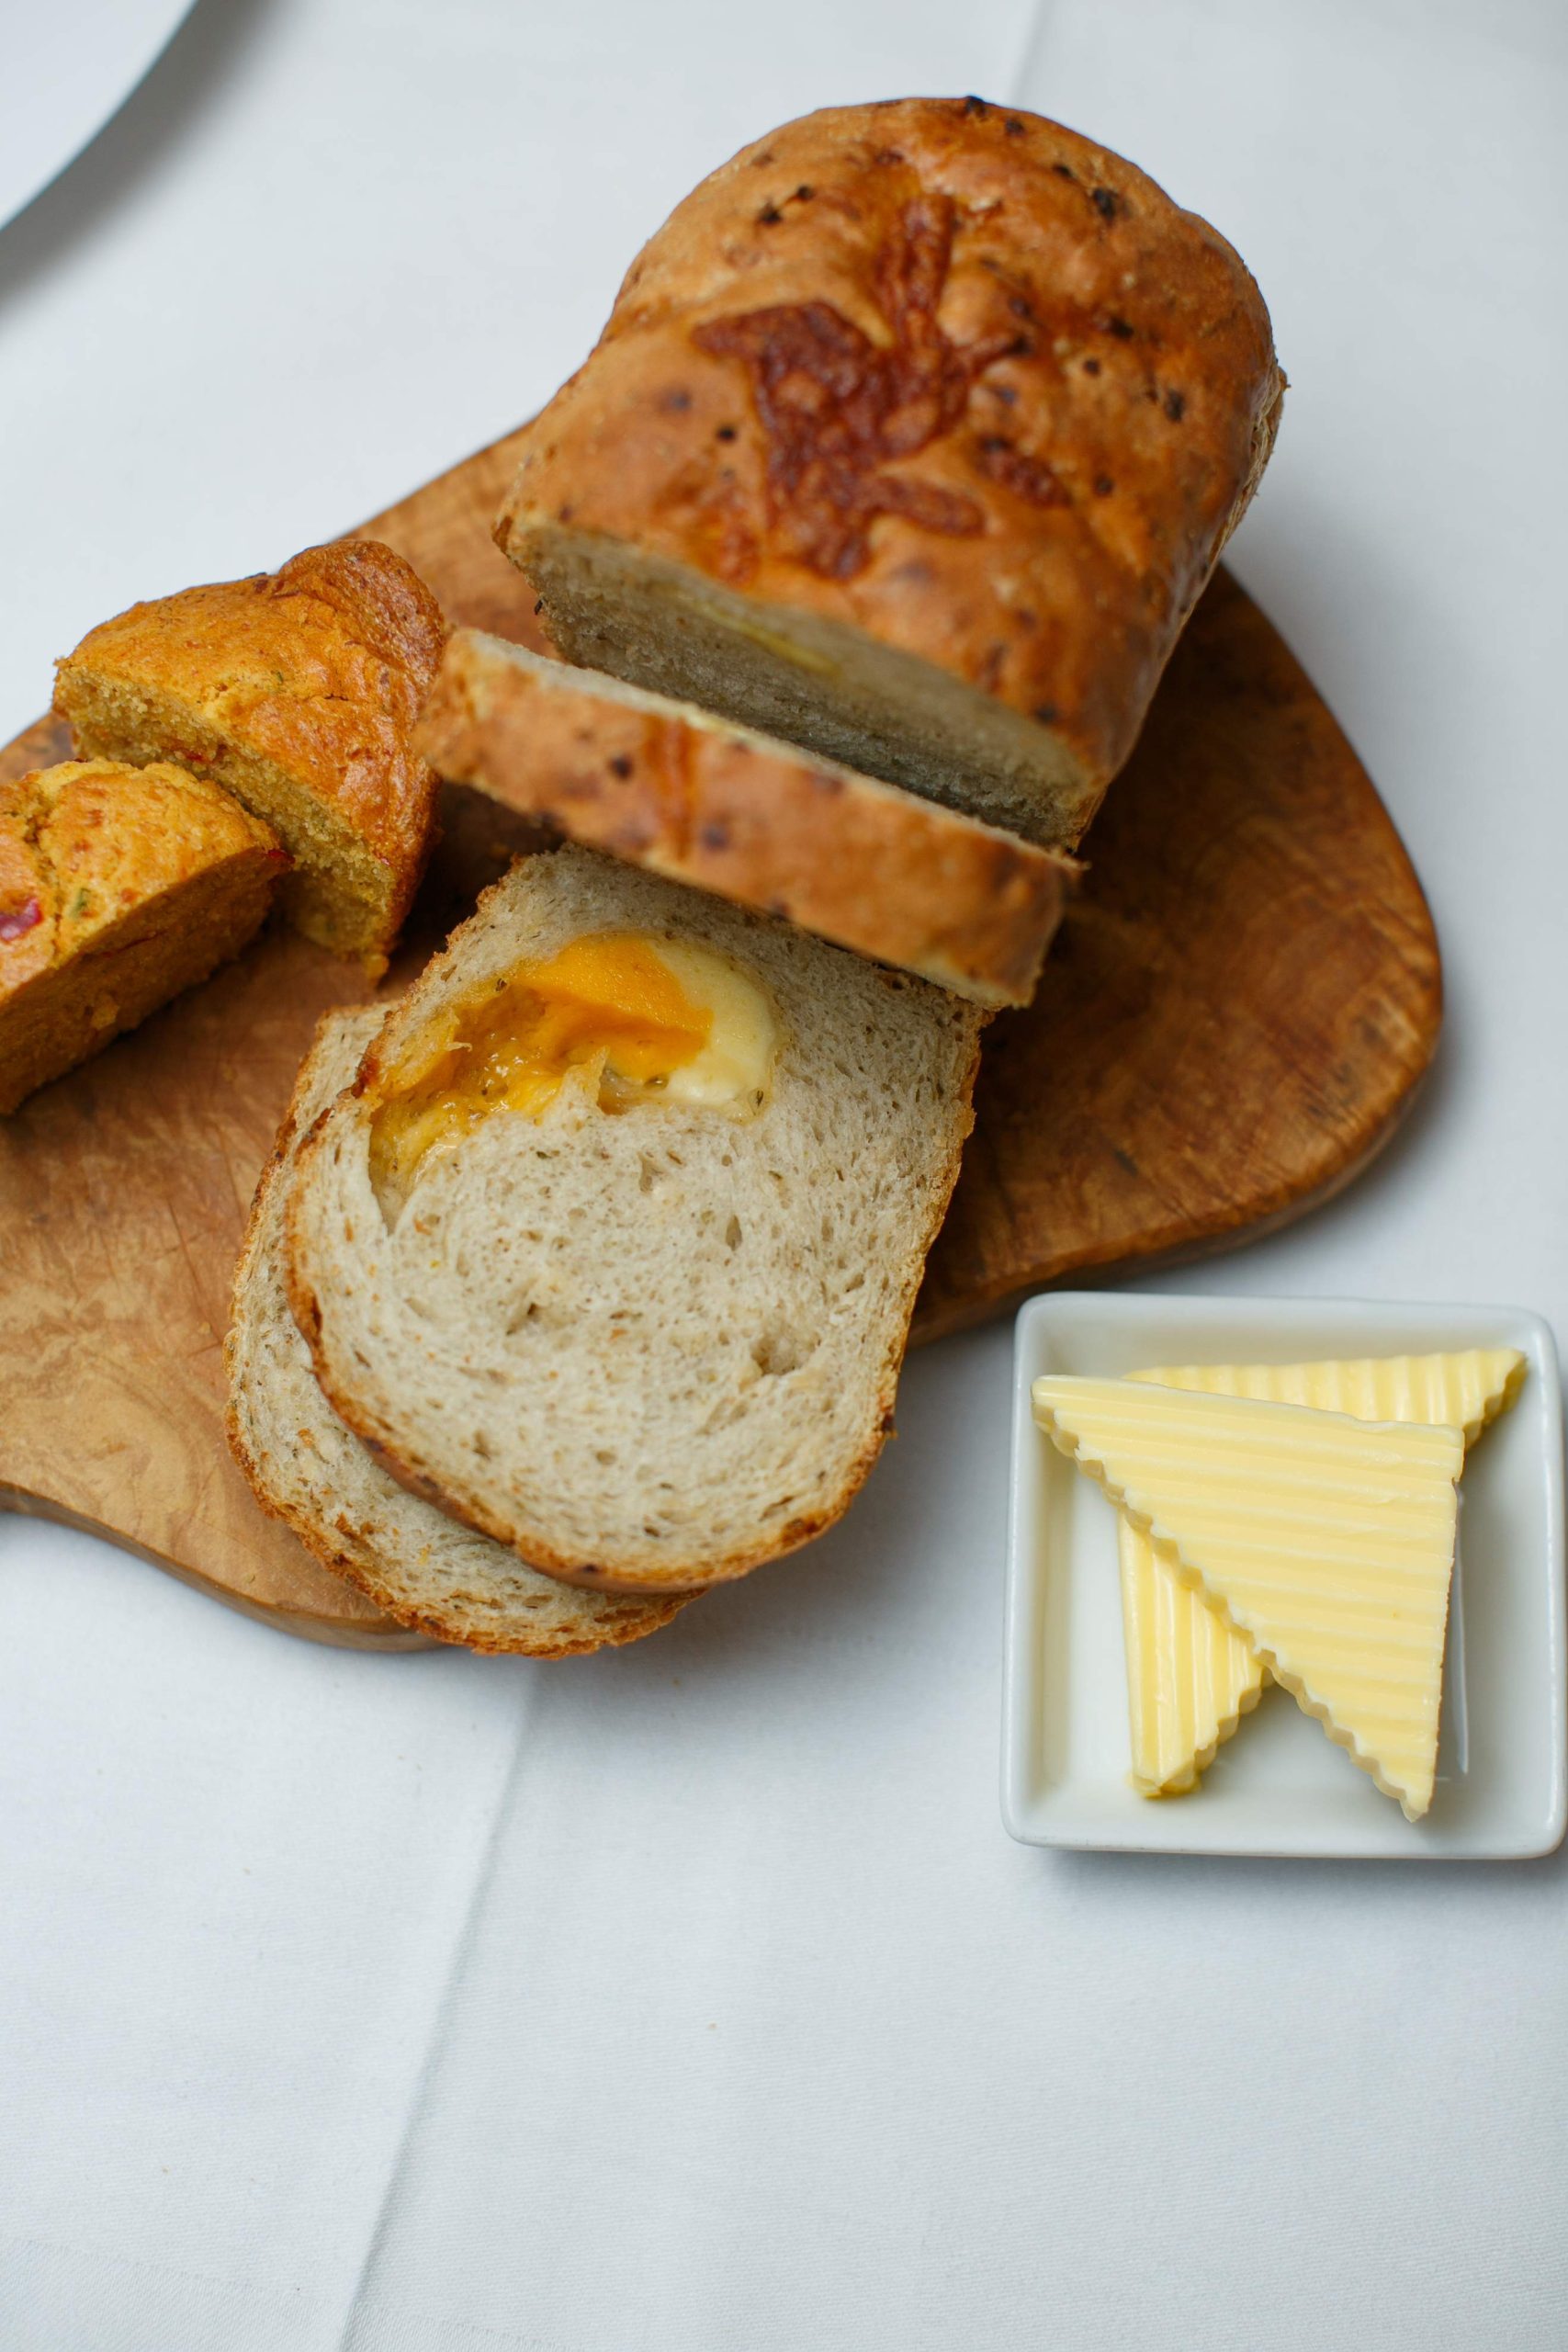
[0,425,1441,1645]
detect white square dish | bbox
[1003,1292,1566,1860]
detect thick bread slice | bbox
[227,1004,687,1652]
[496,98,1282,850]
[417,630,1073,1008]
[286,847,985,1593]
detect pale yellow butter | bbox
[1116,1351,1524,1797]
[638,935,779,1110]
[1032,1376,1466,1820]
[1119,1518,1266,1794]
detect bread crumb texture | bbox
[287,847,983,1592]
[227,1004,689,1652]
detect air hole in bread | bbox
[725,1215,742,1249]
[473,1431,493,1460]
[752,1326,809,1378]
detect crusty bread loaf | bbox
[226,1004,689,1653]
[286,846,984,1592]
[54,539,446,972]
[417,629,1074,1007]
[496,97,1282,850]
[0,758,284,1115]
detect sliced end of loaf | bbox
[417,629,1074,1007]
[496,519,1098,850]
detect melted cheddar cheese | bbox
[368,930,777,1211]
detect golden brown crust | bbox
[0,758,284,1114]
[225,1383,682,1651]
[416,631,1073,1007]
[53,540,448,964]
[497,98,1282,831]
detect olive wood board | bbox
[0,423,1441,1647]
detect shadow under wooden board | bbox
[0,424,1441,1648]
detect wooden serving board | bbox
[0,424,1441,1646]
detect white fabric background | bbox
[2,3,1565,2346]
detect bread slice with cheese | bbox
[286,845,985,1594]
[416,629,1074,1007]
[496,98,1282,851]
[227,1003,688,1652]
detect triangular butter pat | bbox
[1116,1351,1524,1798]
[1032,1377,1465,1820]
[1130,1350,1526,1440]
[1118,1513,1266,1794]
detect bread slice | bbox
[54,539,446,972]
[227,1003,688,1652]
[417,629,1073,1007]
[0,758,284,1114]
[286,846,985,1593]
[496,98,1282,851]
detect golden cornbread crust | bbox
[0,758,284,1114]
[418,629,1074,1007]
[497,96,1282,846]
[54,539,447,971]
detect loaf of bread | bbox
[227,1005,688,1652]
[0,757,284,1114]
[496,97,1282,850]
[286,846,984,1593]
[54,539,446,971]
[417,629,1074,1007]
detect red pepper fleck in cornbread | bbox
[0,758,286,1114]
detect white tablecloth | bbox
[2,5,1565,2346]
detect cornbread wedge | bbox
[55,539,446,971]
[0,757,284,1114]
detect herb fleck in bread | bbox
[286,847,985,1593]
[496,97,1282,850]
[227,1004,688,1652]
[0,758,284,1115]
[417,629,1074,1008]
[54,539,447,972]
